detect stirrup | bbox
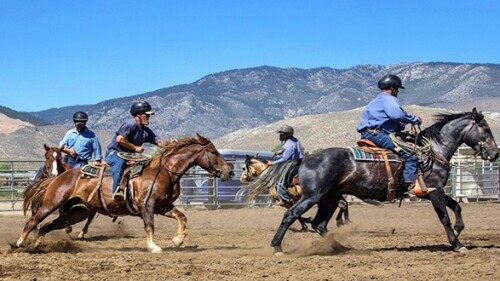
[113,189,125,201]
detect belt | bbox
[361,127,379,133]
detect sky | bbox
[1,0,499,112]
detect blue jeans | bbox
[360,131,417,183]
[64,156,88,168]
[277,182,291,203]
[105,150,126,193]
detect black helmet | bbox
[277,125,294,135]
[378,74,405,90]
[130,101,155,116]
[73,111,88,123]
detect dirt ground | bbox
[0,202,499,281]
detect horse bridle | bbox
[464,120,486,158]
[160,142,222,178]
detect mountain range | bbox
[1,62,500,160]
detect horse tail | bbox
[22,177,54,216]
[245,160,301,201]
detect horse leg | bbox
[312,196,340,235]
[428,189,467,252]
[76,211,97,239]
[17,206,57,247]
[336,196,351,227]
[271,194,322,254]
[297,216,312,232]
[163,207,187,247]
[37,209,91,246]
[142,205,161,253]
[444,194,465,237]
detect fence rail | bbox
[1,150,499,211]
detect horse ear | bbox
[471,107,481,121]
[44,144,50,151]
[59,144,65,152]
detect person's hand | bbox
[68,149,78,158]
[267,160,273,166]
[417,116,423,125]
[135,146,144,153]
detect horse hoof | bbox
[172,236,184,247]
[456,246,469,253]
[274,251,285,256]
[16,239,23,247]
[150,247,163,254]
[77,232,85,239]
[65,226,73,234]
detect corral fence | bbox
[1,147,499,212]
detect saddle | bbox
[79,153,149,214]
[355,139,402,201]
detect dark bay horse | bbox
[268,108,498,254]
[17,134,234,253]
[240,155,350,231]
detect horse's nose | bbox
[229,171,235,178]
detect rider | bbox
[105,101,163,201]
[60,111,102,168]
[34,111,102,179]
[356,74,435,195]
[267,125,304,205]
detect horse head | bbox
[43,144,65,177]
[240,155,268,183]
[194,134,234,181]
[464,108,499,162]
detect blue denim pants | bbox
[276,182,291,203]
[360,131,417,183]
[105,149,126,193]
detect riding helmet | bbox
[277,125,294,136]
[130,101,155,116]
[378,74,405,90]
[72,111,88,123]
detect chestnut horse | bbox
[24,144,101,239]
[240,155,350,231]
[17,134,234,253]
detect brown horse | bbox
[17,134,234,253]
[24,144,106,239]
[240,155,350,231]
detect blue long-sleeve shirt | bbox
[272,137,304,165]
[357,92,419,133]
[59,127,102,161]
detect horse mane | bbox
[148,135,211,169]
[419,111,482,144]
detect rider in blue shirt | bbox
[60,111,102,168]
[105,101,163,201]
[34,111,102,179]
[357,74,434,195]
[267,125,304,205]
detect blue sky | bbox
[1,0,499,112]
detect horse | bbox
[240,155,350,231]
[264,108,498,254]
[24,144,103,239]
[16,134,234,253]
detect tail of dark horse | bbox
[22,178,54,216]
[245,159,302,201]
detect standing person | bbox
[267,125,304,205]
[356,74,435,195]
[105,101,163,201]
[60,111,102,168]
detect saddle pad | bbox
[81,164,111,178]
[350,147,401,162]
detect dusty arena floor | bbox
[1,202,499,280]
